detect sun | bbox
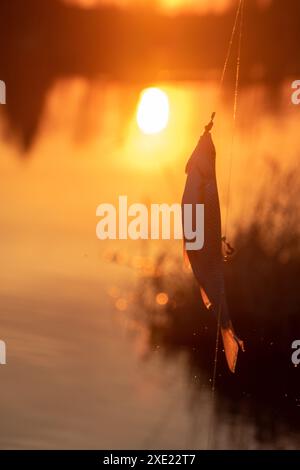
[137,87,170,135]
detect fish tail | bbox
[221,324,245,373]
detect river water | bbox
[0,79,299,449]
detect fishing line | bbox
[219,0,243,96]
[208,0,245,449]
[224,0,245,238]
[206,299,222,448]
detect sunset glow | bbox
[137,88,169,135]
[64,0,231,14]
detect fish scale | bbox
[182,127,244,373]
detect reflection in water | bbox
[0,80,300,448]
[108,166,300,447]
[105,94,300,446]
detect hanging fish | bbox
[182,115,244,373]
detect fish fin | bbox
[221,327,244,373]
[200,286,212,310]
[182,243,191,271]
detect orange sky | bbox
[64,0,232,14]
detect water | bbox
[0,79,299,449]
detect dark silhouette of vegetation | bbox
[1,0,300,149]
[130,165,300,447]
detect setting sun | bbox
[137,87,170,135]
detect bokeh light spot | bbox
[156,292,169,306]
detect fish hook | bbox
[205,112,216,132]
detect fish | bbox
[182,119,244,373]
